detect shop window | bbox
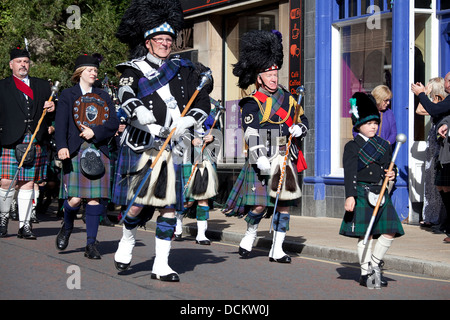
[333,17,392,170]
[223,7,278,162]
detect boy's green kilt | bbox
[339,183,404,239]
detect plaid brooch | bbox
[357,136,390,171]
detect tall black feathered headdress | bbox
[116,0,184,59]
[350,92,380,129]
[232,30,283,89]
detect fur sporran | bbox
[268,154,302,200]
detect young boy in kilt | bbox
[340,92,404,289]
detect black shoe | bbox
[238,246,250,258]
[359,274,375,288]
[114,260,131,272]
[150,272,180,282]
[55,222,71,251]
[100,215,115,227]
[196,239,211,245]
[84,243,101,259]
[17,224,36,240]
[269,255,291,263]
[173,234,183,241]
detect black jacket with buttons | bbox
[0,76,53,147]
[343,134,394,199]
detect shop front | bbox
[310,0,450,221]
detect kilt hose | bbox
[59,143,110,199]
[339,184,404,239]
[0,134,47,182]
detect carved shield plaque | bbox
[73,93,110,131]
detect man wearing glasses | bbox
[111,0,211,282]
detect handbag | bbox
[80,147,105,180]
[15,143,36,166]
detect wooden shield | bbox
[73,93,110,131]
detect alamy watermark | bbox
[66,265,81,289]
[66,5,81,29]
[366,5,382,30]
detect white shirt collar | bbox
[358,133,369,141]
[79,83,92,95]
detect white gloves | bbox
[170,116,196,139]
[289,124,306,138]
[134,106,156,125]
[256,156,271,172]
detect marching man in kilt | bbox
[112,0,211,282]
[223,30,308,263]
[175,63,220,245]
[0,48,56,239]
[54,54,119,259]
[340,92,404,289]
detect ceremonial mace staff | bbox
[269,85,305,232]
[183,102,225,195]
[363,133,407,245]
[119,70,212,224]
[4,81,60,200]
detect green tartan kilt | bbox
[339,184,404,239]
[223,161,296,217]
[59,143,111,200]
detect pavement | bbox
[137,209,450,280]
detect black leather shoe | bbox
[114,260,130,272]
[238,246,250,258]
[55,223,71,251]
[151,272,180,282]
[196,239,211,245]
[84,243,101,259]
[174,234,183,241]
[17,224,36,240]
[269,255,291,263]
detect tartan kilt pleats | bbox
[0,134,47,182]
[339,184,404,239]
[59,143,110,199]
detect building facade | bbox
[179,0,450,222]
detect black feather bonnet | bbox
[116,0,184,59]
[232,30,283,89]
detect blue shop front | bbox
[305,0,450,222]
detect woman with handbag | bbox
[54,54,119,259]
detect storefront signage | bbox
[289,0,303,96]
[180,0,243,15]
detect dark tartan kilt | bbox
[435,162,450,186]
[112,145,183,211]
[223,161,295,217]
[0,134,47,182]
[59,143,110,199]
[339,184,404,239]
